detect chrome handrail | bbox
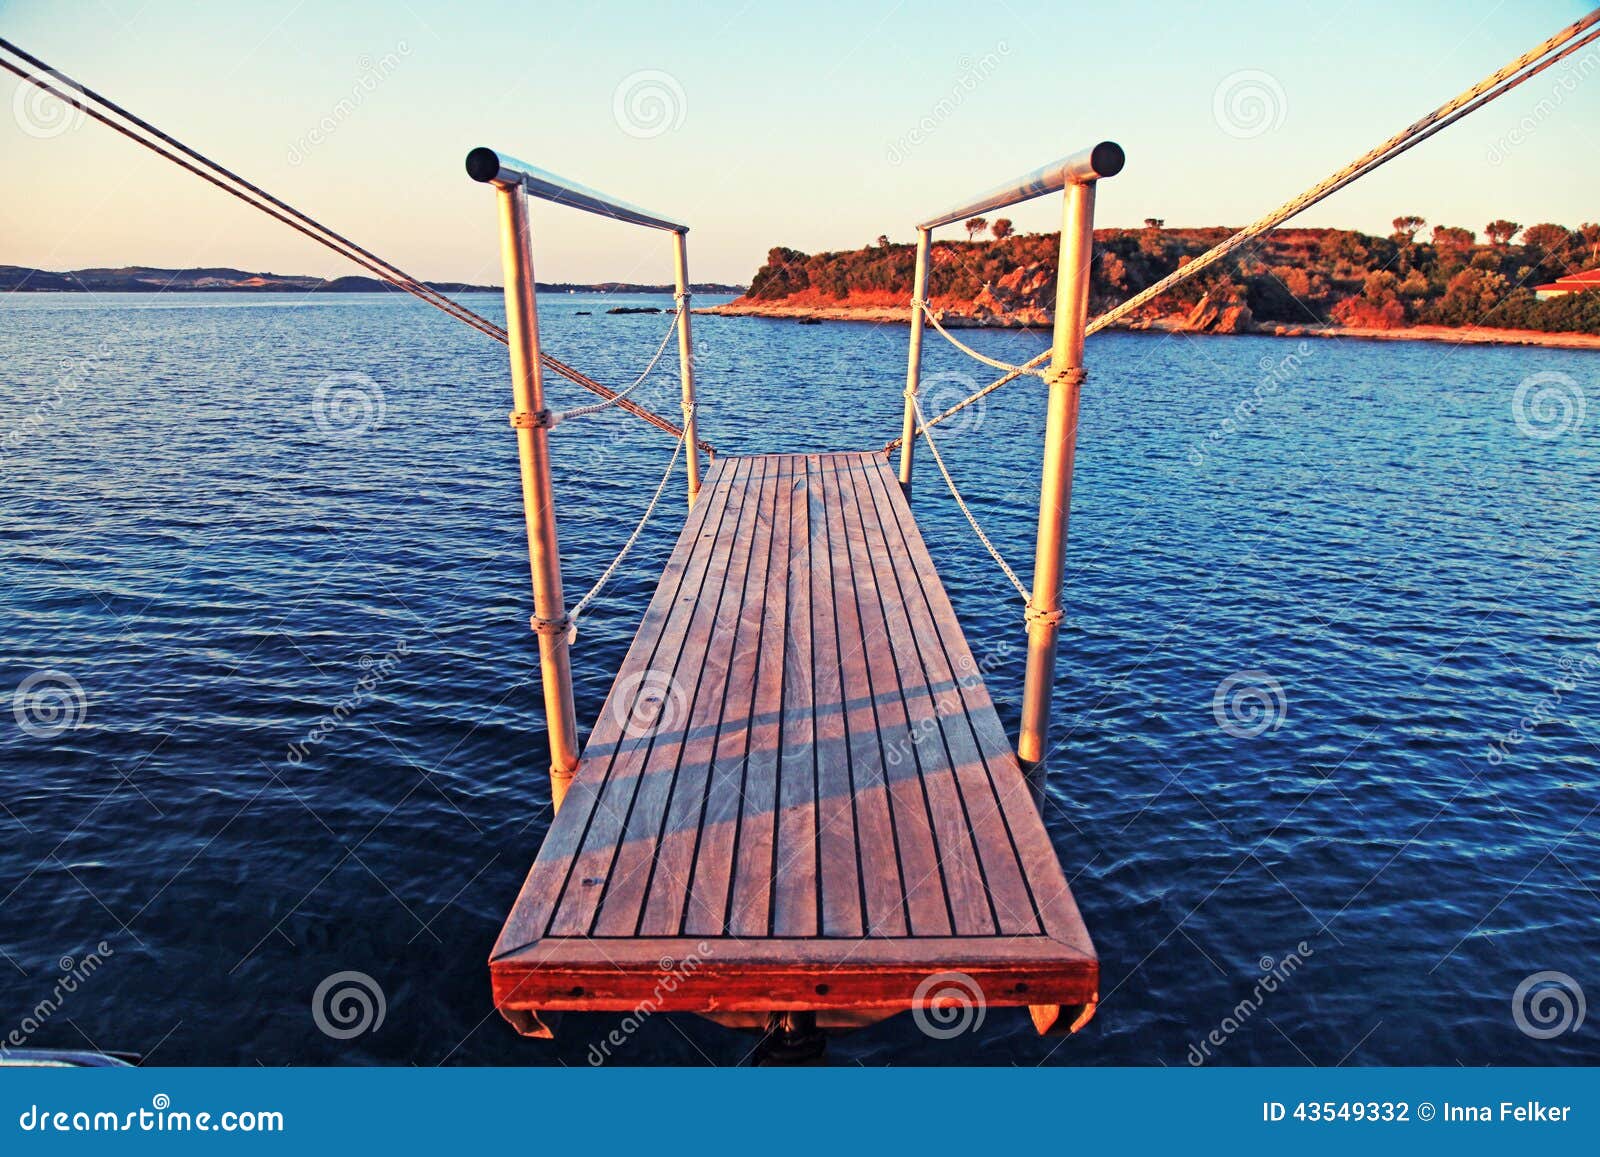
[466,147,687,233]
[467,148,704,809]
[916,142,1124,230]
[898,139,1125,777]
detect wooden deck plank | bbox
[492,450,1098,1028]
[773,456,820,936]
[638,454,769,935]
[589,457,754,937]
[854,455,1042,936]
[812,454,865,937]
[490,456,733,958]
[863,455,1094,955]
[726,454,794,937]
[683,455,778,936]
[839,455,995,937]
[834,456,951,936]
[824,455,908,938]
[546,456,744,939]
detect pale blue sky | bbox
[2,0,1596,285]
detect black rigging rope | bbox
[0,38,711,454]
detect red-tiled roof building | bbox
[1535,268,1600,299]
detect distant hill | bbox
[0,265,744,295]
[712,223,1600,335]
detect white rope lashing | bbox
[563,408,690,643]
[909,393,1030,606]
[553,304,683,425]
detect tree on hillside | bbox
[964,216,988,242]
[876,234,891,248]
[1581,223,1600,264]
[1391,215,1426,243]
[1144,217,1165,230]
[1485,219,1521,247]
[1432,225,1476,260]
[1522,223,1571,256]
[991,218,1014,241]
[747,246,813,300]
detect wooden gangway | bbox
[5,13,1589,1057]
[491,452,1097,1036]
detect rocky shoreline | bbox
[699,299,1600,350]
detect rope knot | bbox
[1047,366,1087,387]
[1025,602,1065,628]
[510,408,557,430]
[529,612,573,639]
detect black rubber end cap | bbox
[1091,141,1126,178]
[465,147,501,183]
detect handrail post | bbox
[493,180,582,809]
[898,226,932,494]
[1017,178,1096,769]
[671,228,702,507]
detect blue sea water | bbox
[1,290,1597,1066]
